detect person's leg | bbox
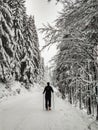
[45,98,48,110]
[49,97,51,110]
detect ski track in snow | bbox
[0,87,93,130]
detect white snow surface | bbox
[0,85,98,130]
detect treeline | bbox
[0,0,44,86]
[40,0,98,120]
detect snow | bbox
[0,85,97,130]
[0,81,27,103]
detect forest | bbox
[0,0,98,125]
[0,0,44,87]
[40,0,98,121]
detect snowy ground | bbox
[0,86,98,130]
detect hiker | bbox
[43,82,54,110]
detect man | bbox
[43,82,54,110]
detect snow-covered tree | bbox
[41,0,98,120]
[0,0,43,88]
[38,57,45,85]
[0,0,14,82]
[8,0,26,80]
[28,16,40,80]
[21,15,41,85]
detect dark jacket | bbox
[43,86,54,99]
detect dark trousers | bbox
[45,97,51,109]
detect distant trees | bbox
[0,0,44,87]
[41,0,98,120]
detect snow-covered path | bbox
[0,87,90,130]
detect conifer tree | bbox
[0,0,42,87]
[0,0,13,82]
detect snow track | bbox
[0,87,91,130]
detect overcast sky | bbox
[25,0,62,66]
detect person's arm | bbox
[43,87,46,94]
[51,87,54,93]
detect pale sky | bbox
[25,0,62,66]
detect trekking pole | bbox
[43,94,44,110]
[53,93,55,109]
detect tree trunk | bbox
[95,62,98,120]
[1,63,6,82]
[87,60,91,114]
[79,84,82,109]
[87,96,92,115]
[69,87,72,104]
[96,104,98,120]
